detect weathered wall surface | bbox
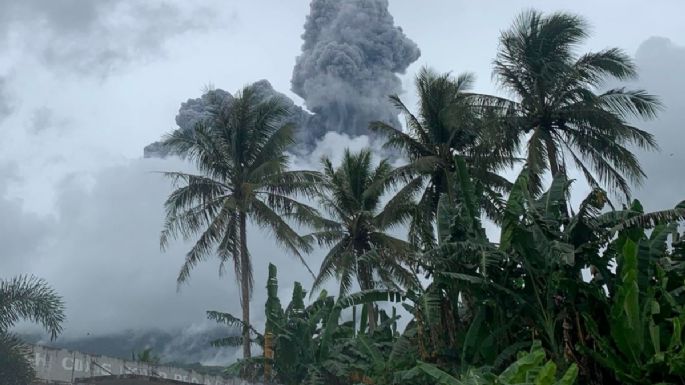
[29,345,259,385]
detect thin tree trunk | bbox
[239,212,252,359]
[367,303,377,332]
[366,277,377,331]
[545,136,560,177]
[359,264,377,333]
[544,134,570,218]
[264,332,273,380]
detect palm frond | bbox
[250,199,315,278]
[207,310,263,338]
[311,241,350,295]
[610,201,685,232]
[598,88,662,120]
[369,120,431,159]
[0,276,65,340]
[174,202,237,285]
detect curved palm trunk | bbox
[239,211,252,359]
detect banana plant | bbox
[407,155,519,367]
[206,157,685,385]
[311,307,422,385]
[210,263,406,385]
[401,341,578,385]
[582,232,685,384]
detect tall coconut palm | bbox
[307,148,419,330]
[1,275,65,384]
[160,85,321,358]
[493,10,661,196]
[370,67,516,249]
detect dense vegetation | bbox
[1,8,683,385]
[0,276,65,385]
[159,9,685,385]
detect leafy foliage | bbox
[404,342,578,385]
[0,276,65,385]
[211,264,406,385]
[0,334,35,385]
[580,230,685,384]
[132,347,161,364]
[214,160,684,385]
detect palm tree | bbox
[132,347,160,364]
[370,67,516,249]
[1,275,65,384]
[160,85,321,358]
[493,10,661,196]
[306,148,419,330]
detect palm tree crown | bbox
[494,10,661,196]
[1,275,65,384]
[159,85,320,358]
[371,67,515,248]
[307,149,418,298]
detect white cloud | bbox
[0,0,225,77]
[5,138,378,336]
[629,37,685,210]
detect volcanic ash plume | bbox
[291,0,420,140]
[144,0,420,157]
[143,81,314,158]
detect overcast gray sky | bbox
[1,0,684,340]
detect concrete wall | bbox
[75,375,214,385]
[29,345,261,385]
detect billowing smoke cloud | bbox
[291,0,420,140]
[144,80,316,157]
[144,89,233,158]
[140,0,421,155]
[144,0,421,156]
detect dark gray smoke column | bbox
[292,0,420,139]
